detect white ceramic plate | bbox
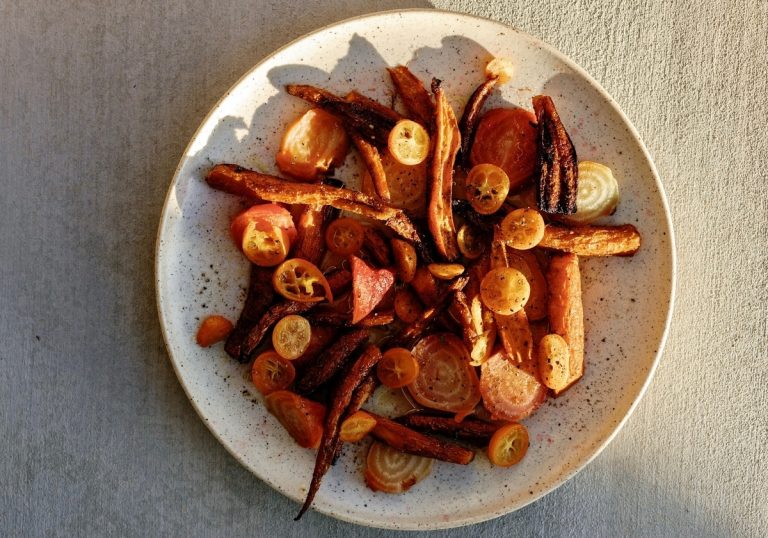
[156,9,675,530]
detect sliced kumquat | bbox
[251,351,296,395]
[377,348,420,388]
[325,217,365,256]
[499,208,545,250]
[480,267,530,316]
[272,258,333,303]
[488,423,529,467]
[388,119,430,166]
[272,315,312,360]
[465,163,510,215]
[339,410,378,443]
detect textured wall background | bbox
[1,1,766,536]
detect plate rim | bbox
[155,7,677,530]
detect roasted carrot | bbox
[391,238,418,283]
[449,290,479,350]
[495,309,534,364]
[264,391,326,449]
[291,325,339,372]
[206,164,422,246]
[347,373,378,415]
[368,413,475,465]
[307,309,394,328]
[362,227,392,267]
[238,269,351,361]
[458,77,498,169]
[387,66,434,127]
[547,253,585,395]
[358,310,395,327]
[396,412,500,445]
[224,266,275,359]
[293,201,339,266]
[332,373,379,463]
[339,410,378,443]
[343,94,393,201]
[506,249,548,321]
[307,310,350,327]
[351,134,390,201]
[345,90,402,123]
[286,84,396,148]
[391,276,469,348]
[427,80,461,261]
[295,328,369,394]
[410,266,439,305]
[239,302,312,362]
[196,315,233,347]
[533,95,578,215]
[539,223,641,257]
[297,345,383,520]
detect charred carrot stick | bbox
[293,205,329,265]
[448,290,479,351]
[342,94,393,202]
[286,84,396,148]
[357,310,394,327]
[410,266,440,305]
[387,66,434,127]
[362,227,392,267]
[427,79,461,261]
[296,345,383,520]
[307,309,393,328]
[239,301,312,362]
[391,276,469,348]
[451,199,503,229]
[533,95,579,215]
[547,253,585,395]
[291,326,339,373]
[295,328,369,394]
[323,269,353,295]
[238,269,351,361]
[368,412,475,465]
[345,90,402,123]
[224,266,276,360]
[347,373,378,414]
[294,177,344,264]
[458,77,498,169]
[539,223,641,257]
[307,310,350,327]
[396,412,499,445]
[351,134,390,201]
[206,164,423,246]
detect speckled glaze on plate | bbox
[155,9,675,530]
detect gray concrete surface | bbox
[1,1,766,536]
